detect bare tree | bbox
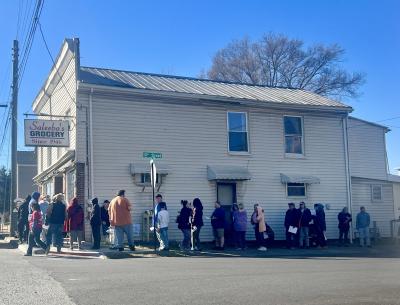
[207,33,365,98]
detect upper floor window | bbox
[284,116,303,155]
[227,112,249,152]
[371,185,382,202]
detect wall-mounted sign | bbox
[143,151,163,159]
[24,119,69,147]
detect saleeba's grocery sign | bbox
[24,119,69,147]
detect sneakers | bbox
[258,246,267,251]
[45,246,50,255]
[129,245,136,251]
[24,253,32,256]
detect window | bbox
[45,180,54,197]
[140,173,160,184]
[227,112,248,152]
[284,116,303,154]
[287,183,306,197]
[371,185,382,201]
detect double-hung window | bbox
[284,116,303,155]
[371,185,382,202]
[287,183,306,197]
[227,112,249,153]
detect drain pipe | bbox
[342,116,353,243]
[89,88,95,198]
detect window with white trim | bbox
[227,112,249,152]
[371,185,382,201]
[287,183,306,197]
[284,116,303,154]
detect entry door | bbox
[217,183,236,205]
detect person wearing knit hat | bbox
[90,197,101,250]
[45,193,66,254]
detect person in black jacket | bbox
[191,198,204,251]
[45,194,66,254]
[338,207,352,246]
[313,203,327,248]
[284,203,300,249]
[90,197,101,250]
[177,200,192,250]
[298,202,312,248]
[101,200,111,237]
[17,195,30,243]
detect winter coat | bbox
[178,207,192,230]
[47,201,66,225]
[191,207,204,227]
[233,210,247,232]
[356,212,370,229]
[90,203,101,227]
[18,201,29,223]
[298,208,312,228]
[101,206,110,227]
[66,203,84,231]
[314,208,326,232]
[285,208,300,228]
[109,196,132,227]
[256,207,266,233]
[338,212,352,230]
[211,207,225,229]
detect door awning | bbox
[130,163,171,175]
[207,165,251,181]
[280,173,320,184]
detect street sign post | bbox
[150,159,157,252]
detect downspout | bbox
[89,88,95,198]
[342,116,353,243]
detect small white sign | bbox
[24,119,69,147]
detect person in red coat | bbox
[66,198,84,250]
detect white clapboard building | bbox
[30,38,398,242]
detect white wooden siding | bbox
[348,117,388,180]
[351,177,394,237]
[86,94,349,242]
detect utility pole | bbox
[9,40,18,237]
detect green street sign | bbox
[143,152,163,159]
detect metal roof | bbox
[79,66,352,111]
[207,165,251,181]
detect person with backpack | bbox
[298,202,312,249]
[25,202,47,256]
[191,198,204,251]
[45,194,66,254]
[90,197,102,250]
[66,197,84,250]
[178,200,192,250]
[254,205,267,251]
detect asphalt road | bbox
[1,249,400,305]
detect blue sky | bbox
[0,0,399,172]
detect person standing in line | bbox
[338,207,352,246]
[356,206,371,247]
[66,197,84,250]
[232,203,247,250]
[313,203,327,249]
[211,201,225,250]
[108,190,135,251]
[90,198,102,250]
[285,203,300,249]
[251,204,259,243]
[191,198,204,251]
[178,200,192,250]
[25,202,47,256]
[17,195,30,244]
[101,200,111,237]
[39,195,50,242]
[298,202,312,249]
[156,202,169,251]
[254,205,267,251]
[29,191,41,215]
[154,194,167,248]
[45,194,66,254]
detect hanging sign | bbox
[24,119,70,147]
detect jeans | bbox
[102,223,109,236]
[235,231,246,249]
[181,229,191,249]
[159,227,169,249]
[299,226,309,247]
[91,224,101,249]
[286,227,297,248]
[46,223,63,250]
[27,228,47,255]
[114,224,135,248]
[358,227,370,246]
[339,228,350,245]
[254,225,265,247]
[70,230,83,249]
[192,227,202,249]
